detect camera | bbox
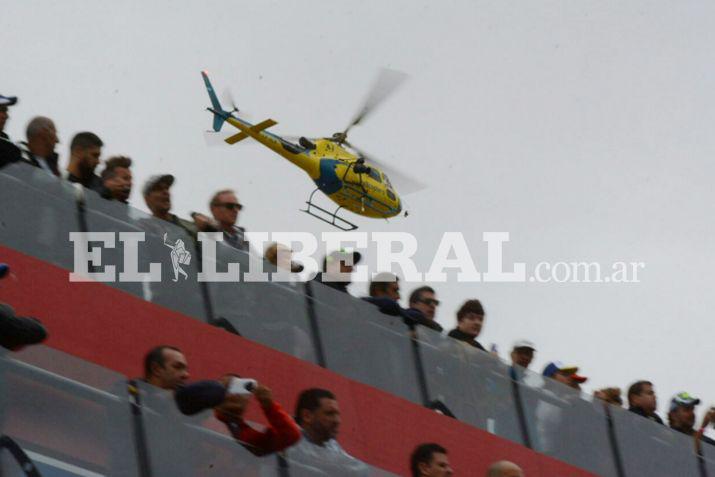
[228,377,257,396]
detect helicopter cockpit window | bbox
[383,174,393,189]
[368,168,382,183]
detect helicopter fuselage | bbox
[222,115,401,219]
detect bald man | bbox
[486,461,523,477]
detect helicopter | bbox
[201,69,424,230]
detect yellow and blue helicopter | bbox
[201,70,424,230]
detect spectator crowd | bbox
[2,91,714,475]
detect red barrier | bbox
[0,245,597,476]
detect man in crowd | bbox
[20,116,60,176]
[144,345,190,391]
[0,94,17,140]
[486,461,524,477]
[410,443,453,477]
[286,388,368,476]
[668,392,715,446]
[142,174,197,240]
[0,302,47,351]
[0,95,23,168]
[447,299,486,351]
[173,372,301,456]
[364,273,441,332]
[594,387,623,407]
[542,362,587,390]
[408,287,440,328]
[101,156,132,203]
[508,340,535,381]
[315,249,362,294]
[194,189,249,251]
[627,380,663,424]
[66,131,104,192]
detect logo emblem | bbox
[163,233,191,282]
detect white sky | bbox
[4,0,715,422]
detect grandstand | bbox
[2,162,713,476]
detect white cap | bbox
[512,339,536,351]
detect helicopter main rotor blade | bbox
[343,68,408,137]
[346,142,427,196]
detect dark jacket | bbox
[0,138,21,169]
[362,297,444,332]
[448,328,486,351]
[314,272,350,294]
[0,303,48,351]
[18,143,60,176]
[628,405,664,425]
[67,172,106,195]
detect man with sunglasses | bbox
[407,286,443,332]
[198,189,249,252]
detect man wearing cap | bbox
[314,249,362,294]
[142,174,197,241]
[668,392,715,446]
[542,362,588,390]
[508,340,535,381]
[0,96,22,167]
[0,94,18,140]
[447,299,487,351]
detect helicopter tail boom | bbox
[201,70,229,132]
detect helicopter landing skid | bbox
[301,189,358,231]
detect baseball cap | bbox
[571,373,588,384]
[670,392,701,412]
[142,174,175,196]
[542,361,578,378]
[512,339,536,351]
[0,95,18,107]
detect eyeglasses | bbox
[419,298,440,306]
[216,202,243,211]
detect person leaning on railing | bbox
[174,374,301,456]
[363,273,443,332]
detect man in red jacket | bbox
[173,373,300,456]
[214,375,301,456]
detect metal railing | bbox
[1,162,712,477]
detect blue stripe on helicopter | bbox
[313,159,342,194]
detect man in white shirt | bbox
[286,388,369,476]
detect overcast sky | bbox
[4,0,715,422]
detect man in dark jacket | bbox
[406,286,444,332]
[365,275,443,332]
[447,299,486,350]
[0,303,48,351]
[66,131,105,193]
[0,94,17,140]
[627,380,664,424]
